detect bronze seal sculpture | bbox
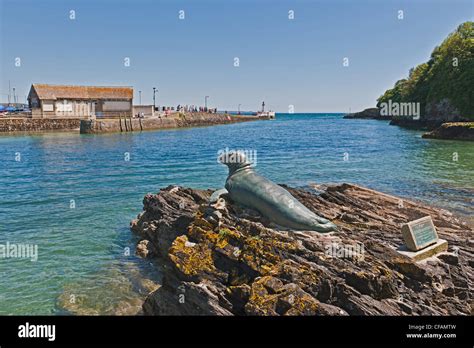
[211,151,338,233]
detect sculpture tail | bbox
[312,220,338,233]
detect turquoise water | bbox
[0,113,473,315]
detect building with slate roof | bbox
[27,84,133,118]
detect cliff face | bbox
[130,184,473,316]
[378,22,473,126]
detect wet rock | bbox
[136,239,153,258]
[131,183,473,315]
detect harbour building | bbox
[27,84,133,119]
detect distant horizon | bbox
[1,0,472,112]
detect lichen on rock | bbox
[131,183,473,316]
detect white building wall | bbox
[54,100,92,117]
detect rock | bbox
[343,107,390,120]
[389,117,441,130]
[424,98,464,123]
[131,183,473,315]
[422,122,474,141]
[136,239,153,258]
[389,113,471,132]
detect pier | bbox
[79,112,263,134]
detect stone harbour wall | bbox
[80,113,260,134]
[0,118,82,133]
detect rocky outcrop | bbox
[389,117,441,130]
[130,183,473,316]
[422,122,474,141]
[388,100,469,130]
[343,108,390,120]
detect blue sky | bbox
[0,0,472,112]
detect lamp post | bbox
[153,87,157,111]
[238,103,241,115]
[205,96,209,109]
[138,90,142,105]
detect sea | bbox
[0,113,473,314]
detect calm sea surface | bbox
[0,113,473,314]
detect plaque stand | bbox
[397,239,448,262]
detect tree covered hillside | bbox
[377,22,473,121]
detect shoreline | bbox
[344,108,473,141]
